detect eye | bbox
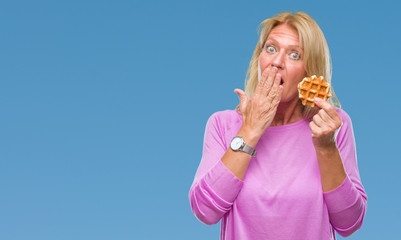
[289,52,301,60]
[265,45,276,53]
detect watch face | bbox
[231,137,243,150]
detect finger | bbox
[320,110,343,132]
[314,98,336,115]
[265,67,278,96]
[314,97,342,125]
[312,113,324,128]
[254,67,271,96]
[318,108,334,123]
[268,73,281,99]
[309,121,320,137]
[234,89,248,112]
[313,97,324,108]
[260,67,277,96]
[271,85,283,107]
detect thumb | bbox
[234,89,248,112]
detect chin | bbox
[279,93,299,104]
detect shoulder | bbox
[207,109,241,124]
[205,109,242,133]
[334,108,356,144]
[335,108,353,126]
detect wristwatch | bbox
[230,136,257,157]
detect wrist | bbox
[315,143,338,155]
[237,126,262,148]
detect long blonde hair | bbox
[240,12,340,119]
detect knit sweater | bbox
[189,108,367,240]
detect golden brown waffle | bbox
[298,75,331,107]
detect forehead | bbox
[267,24,300,47]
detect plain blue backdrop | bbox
[1,0,400,239]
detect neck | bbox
[271,99,304,126]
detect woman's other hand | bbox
[309,98,343,150]
[234,67,283,139]
[309,97,347,193]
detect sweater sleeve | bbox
[323,109,367,237]
[188,112,244,225]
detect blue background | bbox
[1,0,400,239]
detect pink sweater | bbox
[189,109,367,240]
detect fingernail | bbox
[314,97,321,103]
[272,67,278,72]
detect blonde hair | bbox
[240,12,341,119]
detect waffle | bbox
[298,75,331,107]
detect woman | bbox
[189,12,367,240]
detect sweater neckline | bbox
[265,118,309,132]
[233,109,309,132]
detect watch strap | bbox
[242,144,257,157]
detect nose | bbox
[271,51,285,69]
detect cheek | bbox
[290,65,306,82]
[259,56,270,71]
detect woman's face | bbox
[259,24,306,103]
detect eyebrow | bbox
[265,38,303,50]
